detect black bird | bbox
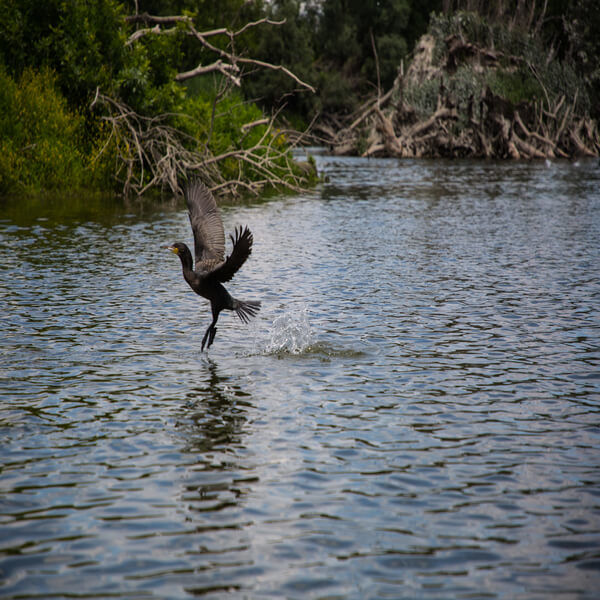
[166,180,261,350]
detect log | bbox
[570,129,597,156]
[375,107,403,155]
[514,110,557,156]
[404,106,457,140]
[363,142,385,157]
[514,134,547,159]
[328,63,598,160]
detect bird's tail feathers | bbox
[234,299,261,324]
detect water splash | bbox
[261,304,314,355]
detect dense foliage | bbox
[0,0,598,194]
[244,0,600,124]
[329,4,599,160]
[0,67,112,193]
[409,10,590,117]
[0,0,297,195]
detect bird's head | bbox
[166,242,185,256]
[165,242,193,270]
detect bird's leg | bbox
[201,324,212,352]
[201,307,220,351]
[207,325,218,348]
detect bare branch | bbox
[235,17,285,37]
[125,13,315,93]
[370,28,381,99]
[126,24,175,46]
[125,13,192,25]
[103,12,317,197]
[329,60,598,160]
[190,27,229,38]
[527,61,550,109]
[175,60,241,86]
[91,92,313,198]
[236,57,316,93]
[241,118,270,132]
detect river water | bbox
[1,155,599,599]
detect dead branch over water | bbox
[124,13,314,93]
[92,92,311,198]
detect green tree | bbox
[320,0,411,87]
[561,0,600,118]
[243,0,443,120]
[0,0,127,107]
[0,67,111,193]
[439,0,600,118]
[313,0,441,115]
[0,0,317,196]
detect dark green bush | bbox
[0,67,113,194]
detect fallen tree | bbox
[327,13,599,160]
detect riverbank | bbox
[321,12,600,160]
[0,2,317,199]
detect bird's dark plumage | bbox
[167,180,261,350]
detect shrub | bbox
[0,67,113,194]
[180,89,298,186]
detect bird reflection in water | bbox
[180,358,253,455]
[177,359,256,523]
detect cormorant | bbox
[166,180,261,350]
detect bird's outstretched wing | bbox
[184,180,225,270]
[210,226,254,283]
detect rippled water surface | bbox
[1,156,599,599]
